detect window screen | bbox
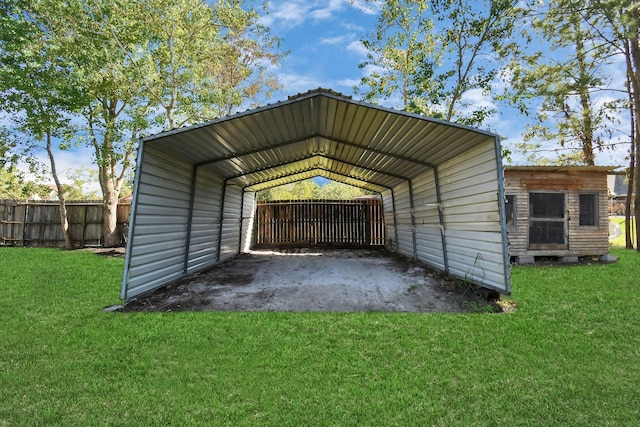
[579,194,597,226]
[529,193,565,218]
[529,192,566,247]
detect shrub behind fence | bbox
[0,199,131,248]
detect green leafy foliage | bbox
[0,0,286,245]
[257,179,373,201]
[505,0,617,165]
[356,0,520,127]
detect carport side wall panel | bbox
[411,169,445,270]
[390,181,413,258]
[240,191,256,252]
[439,141,509,293]
[186,168,224,273]
[219,184,243,261]
[123,145,194,300]
[380,190,397,250]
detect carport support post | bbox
[216,180,228,263]
[183,164,199,273]
[390,188,399,252]
[238,189,245,254]
[433,167,449,273]
[408,179,418,261]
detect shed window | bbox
[505,195,516,227]
[529,192,566,247]
[579,193,598,226]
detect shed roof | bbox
[505,166,619,173]
[142,88,500,192]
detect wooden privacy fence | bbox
[255,199,384,247]
[0,200,131,248]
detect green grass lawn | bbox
[1,247,639,426]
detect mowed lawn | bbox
[1,248,639,426]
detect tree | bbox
[257,179,371,201]
[1,0,285,247]
[356,0,520,127]
[0,0,84,248]
[129,0,285,129]
[507,0,618,166]
[588,0,640,250]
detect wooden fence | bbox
[255,199,384,247]
[0,200,131,248]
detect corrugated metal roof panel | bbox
[142,89,497,191]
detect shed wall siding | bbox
[505,169,610,257]
[439,142,507,291]
[124,145,193,299]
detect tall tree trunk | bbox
[46,132,73,249]
[574,15,596,165]
[629,30,640,251]
[624,42,636,248]
[625,55,636,248]
[100,159,123,248]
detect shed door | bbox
[528,192,567,249]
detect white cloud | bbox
[276,72,326,94]
[346,40,368,57]
[15,146,102,193]
[261,1,311,27]
[263,0,352,28]
[320,34,353,45]
[335,78,360,88]
[310,0,345,20]
[350,0,380,15]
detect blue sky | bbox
[14,0,630,192]
[260,0,629,168]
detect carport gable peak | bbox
[139,88,500,191]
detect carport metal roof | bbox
[141,88,500,192]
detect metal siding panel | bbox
[411,169,445,268]
[241,192,256,252]
[187,169,223,273]
[392,182,413,256]
[438,141,508,293]
[124,145,192,299]
[219,185,242,260]
[415,226,444,269]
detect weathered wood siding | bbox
[504,169,610,257]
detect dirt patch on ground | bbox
[123,248,495,313]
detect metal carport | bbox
[120,88,511,300]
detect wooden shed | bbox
[120,89,511,300]
[504,166,617,263]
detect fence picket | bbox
[255,199,384,248]
[0,200,130,248]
